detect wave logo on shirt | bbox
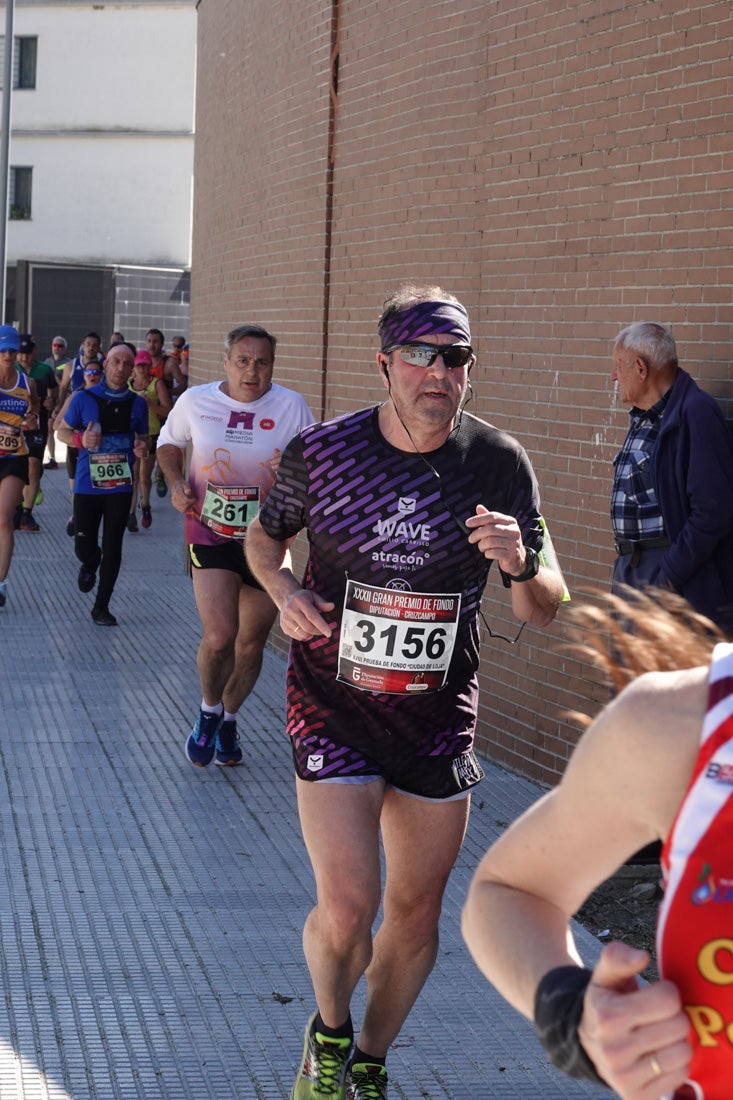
[368,497,436,573]
[691,862,733,906]
[372,498,431,544]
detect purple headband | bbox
[378,300,471,351]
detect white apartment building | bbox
[3,0,196,352]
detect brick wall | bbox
[193,0,733,785]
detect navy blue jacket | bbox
[615,369,733,629]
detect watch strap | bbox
[499,546,540,587]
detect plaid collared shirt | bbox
[611,390,671,541]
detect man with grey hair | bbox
[156,324,313,767]
[610,320,733,629]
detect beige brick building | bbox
[191,0,733,784]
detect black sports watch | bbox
[499,546,540,588]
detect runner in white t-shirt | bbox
[156,324,314,767]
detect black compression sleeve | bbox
[533,966,610,1086]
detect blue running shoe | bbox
[215,720,242,766]
[185,709,222,767]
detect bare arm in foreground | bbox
[462,668,705,1098]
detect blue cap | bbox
[0,325,20,351]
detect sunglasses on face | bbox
[84,367,102,375]
[387,343,474,370]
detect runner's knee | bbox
[317,890,379,946]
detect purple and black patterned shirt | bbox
[258,405,544,764]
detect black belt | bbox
[614,537,670,555]
[615,536,670,567]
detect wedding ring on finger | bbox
[649,1052,662,1077]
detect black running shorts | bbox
[188,540,264,590]
[0,455,29,482]
[290,729,485,801]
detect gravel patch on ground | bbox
[575,866,663,982]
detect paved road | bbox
[0,455,607,1098]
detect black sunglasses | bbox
[386,343,474,371]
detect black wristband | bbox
[499,545,540,588]
[533,966,609,1087]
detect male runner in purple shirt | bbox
[246,285,563,1100]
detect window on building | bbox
[15,37,37,89]
[9,167,32,220]
[0,36,38,89]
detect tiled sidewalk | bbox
[0,457,606,1098]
